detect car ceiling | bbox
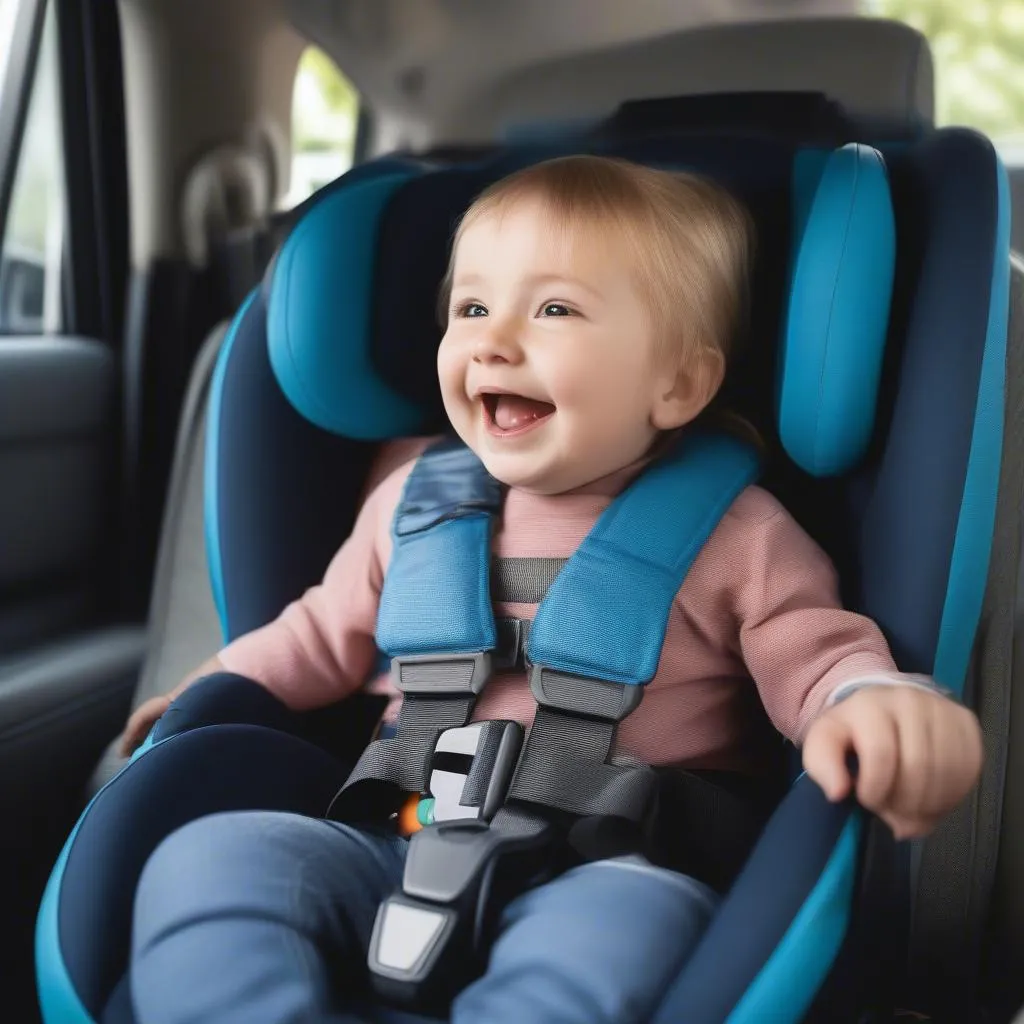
[117,0,903,263]
[289,0,863,146]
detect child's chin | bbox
[490,467,568,496]
[479,454,553,493]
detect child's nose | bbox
[471,321,523,364]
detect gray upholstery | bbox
[88,325,226,793]
[0,628,146,737]
[132,328,225,706]
[450,17,934,138]
[981,259,1024,1005]
[894,260,1024,1015]
[0,337,116,594]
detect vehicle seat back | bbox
[40,110,1016,1024]
[202,129,1011,1024]
[54,18,1015,1024]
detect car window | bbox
[869,0,1024,159]
[283,46,360,209]
[0,0,18,90]
[0,0,64,334]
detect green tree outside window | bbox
[870,0,1024,144]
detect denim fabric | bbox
[130,811,717,1024]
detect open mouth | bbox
[480,392,556,436]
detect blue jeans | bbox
[130,811,719,1024]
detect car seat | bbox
[35,99,1013,1023]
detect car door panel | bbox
[0,336,114,611]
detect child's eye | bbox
[539,303,574,317]
[454,301,488,318]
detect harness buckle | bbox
[368,814,552,1010]
[367,721,542,1010]
[424,720,524,825]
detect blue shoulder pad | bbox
[376,437,502,657]
[527,433,761,686]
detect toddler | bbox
[123,156,983,1024]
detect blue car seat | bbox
[36,96,1011,1023]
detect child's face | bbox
[437,199,700,494]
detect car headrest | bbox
[266,139,895,478]
[461,17,933,143]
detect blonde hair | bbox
[439,154,756,376]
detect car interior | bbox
[4,1,1024,1022]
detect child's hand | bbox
[119,694,173,757]
[118,655,225,758]
[802,686,983,840]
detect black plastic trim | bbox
[55,0,129,346]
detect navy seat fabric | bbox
[38,680,350,1024]
[36,118,1009,1024]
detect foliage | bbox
[302,47,358,115]
[293,47,359,153]
[873,0,1024,139]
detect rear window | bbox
[868,0,1024,158]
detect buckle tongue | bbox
[425,721,523,824]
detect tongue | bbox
[493,395,554,431]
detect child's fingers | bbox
[118,725,138,758]
[881,809,941,841]
[885,692,933,822]
[930,702,985,816]
[847,702,899,812]
[119,714,146,757]
[119,696,169,757]
[802,714,854,801]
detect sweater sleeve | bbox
[726,488,904,743]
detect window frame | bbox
[0,0,47,257]
[0,0,128,343]
[54,0,129,345]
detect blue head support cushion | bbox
[267,165,432,440]
[266,143,896,476]
[779,143,897,476]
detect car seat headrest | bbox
[267,165,428,441]
[266,141,895,477]
[473,17,933,143]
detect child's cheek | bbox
[552,352,621,415]
[543,354,594,410]
[436,348,462,405]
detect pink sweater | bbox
[219,439,903,771]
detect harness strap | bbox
[509,706,657,822]
[349,433,763,1009]
[527,431,762,685]
[328,693,475,820]
[333,432,760,831]
[492,557,567,604]
[376,437,502,658]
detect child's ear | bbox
[651,348,725,431]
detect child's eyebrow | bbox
[524,273,604,301]
[450,271,604,301]
[451,272,486,289]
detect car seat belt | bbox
[329,431,761,830]
[330,432,761,1007]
